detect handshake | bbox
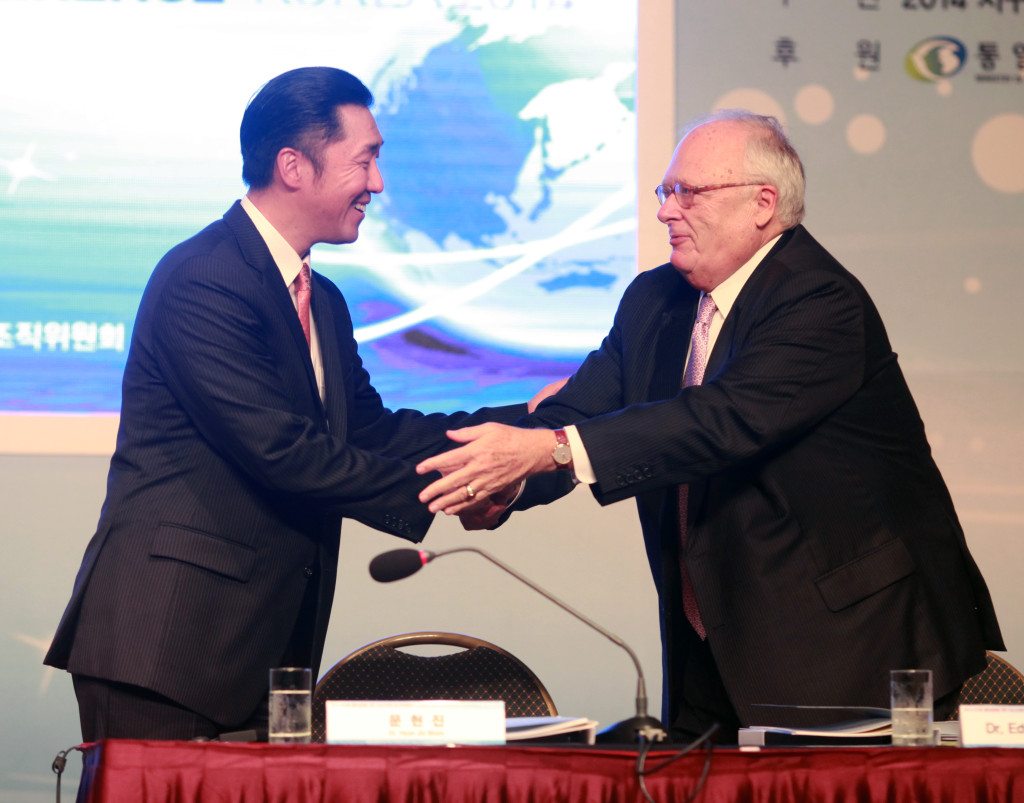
[415,377,569,530]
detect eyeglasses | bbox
[654,181,763,208]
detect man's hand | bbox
[528,377,569,413]
[457,482,521,530]
[458,500,505,530]
[417,423,555,515]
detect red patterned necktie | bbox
[678,293,718,640]
[294,262,311,346]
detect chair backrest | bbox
[311,631,558,742]
[951,651,1024,719]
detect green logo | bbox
[905,37,967,82]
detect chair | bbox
[311,631,558,742]
[950,651,1024,719]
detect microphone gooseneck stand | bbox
[369,546,668,745]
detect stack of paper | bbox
[739,717,892,746]
[506,716,599,745]
[739,704,962,747]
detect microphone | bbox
[369,548,430,582]
[368,546,667,744]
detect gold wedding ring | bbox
[465,483,476,500]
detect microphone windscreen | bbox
[369,549,428,582]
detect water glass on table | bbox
[269,667,312,744]
[890,669,933,746]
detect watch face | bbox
[553,443,573,465]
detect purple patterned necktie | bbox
[678,293,718,640]
[294,262,311,346]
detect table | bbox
[76,739,1024,802]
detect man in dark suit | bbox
[419,110,1004,740]
[44,67,539,741]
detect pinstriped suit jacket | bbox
[44,202,523,726]
[530,225,1003,728]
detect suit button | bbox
[303,566,314,578]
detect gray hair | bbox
[682,109,806,228]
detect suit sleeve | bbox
[532,266,868,505]
[150,254,497,538]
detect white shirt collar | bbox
[240,195,308,286]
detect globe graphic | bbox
[314,21,638,359]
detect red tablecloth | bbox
[78,739,1024,802]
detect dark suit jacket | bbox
[44,202,523,726]
[529,226,1003,727]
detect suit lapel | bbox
[703,227,797,382]
[689,309,733,529]
[310,278,346,433]
[222,202,321,406]
[703,309,734,382]
[647,272,700,403]
[641,277,699,557]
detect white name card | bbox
[326,699,506,745]
[959,704,1024,747]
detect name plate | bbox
[326,699,506,745]
[959,704,1024,747]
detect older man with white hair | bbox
[417,109,1004,742]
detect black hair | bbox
[240,66,374,189]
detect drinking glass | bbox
[269,667,312,744]
[890,669,933,746]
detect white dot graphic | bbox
[794,85,834,125]
[972,114,1024,194]
[935,80,953,97]
[711,89,787,126]
[846,114,886,155]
